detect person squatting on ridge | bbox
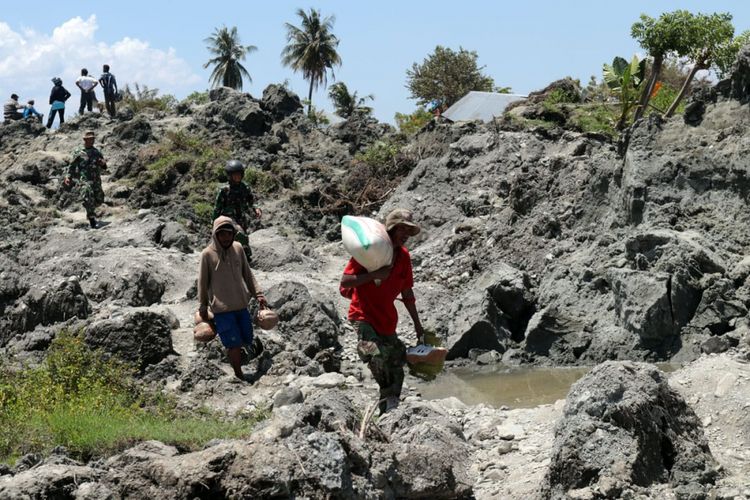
[4,94,23,121]
[198,216,267,381]
[212,160,262,262]
[340,208,426,414]
[48,77,71,128]
[64,131,107,228]
[99,64,118,118]
[23,100,43,122]
[76,68,99,115]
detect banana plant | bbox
[603,55,647,130]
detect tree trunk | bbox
[633,55,663,123]
[665,64,702,118]
[307,80,314,116]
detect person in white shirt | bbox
[75,68,99,115]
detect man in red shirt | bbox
[340,208,426,414]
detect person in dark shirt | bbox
[47,78,71,129]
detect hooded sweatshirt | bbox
[198,216,261,313]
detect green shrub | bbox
[394,108,433,136]
[182,91,209,106]
[121,83,177,114]
[648,82,684,115]
[356,139,403,169]
[544,88,580,105]
[571,104,618,137]
[0,331,266,464]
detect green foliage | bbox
[244,166,286,194]
[544,87,582,106]
[355,139,402,169]
[328,82,373,118]
[715,30,750,78]
[631,10,698,59]
[0,331,267,463]
[182,91,209,106]
[301,100,330,126]
[394,108,433,136]
[203,26,257,90]
[648,82,683,114]
[406,46,495,108]
[282,8,342,113]
[121,83,177,114]
[603,55,646,129]
[583,75,611,102]
[570,104,618,137]
[495,86,513,94]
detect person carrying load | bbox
[339,208,426,414]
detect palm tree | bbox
[281,8,342,114]
[203,26,257,90]
[328,82,373,118]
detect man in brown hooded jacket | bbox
[198,216,266,380]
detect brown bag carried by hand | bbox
[255,305,279,330]
[193,309,216,342]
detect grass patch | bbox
[571,103,618,138]
[0,331,267,464]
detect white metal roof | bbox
[443,91,527,122]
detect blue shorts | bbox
[213,309,253,348]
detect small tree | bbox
[664,13,735,117]
[406,46,495,108]
[328,82,374,118]
[603,55,646,129]
[630,10,697,122]
[714,30,750,78]
[394,108,433,136]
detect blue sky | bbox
[2,1,749,123]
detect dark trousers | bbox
[47,109,65,128]
[104,93,116,117]
[79,92,94,114]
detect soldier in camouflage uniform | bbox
[340,209,425,415]
[212,160,261,260]
[64,130,107,228]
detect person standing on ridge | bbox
[198,216,267,381]
[212,160,262,262]
[75,68,98,115]
[63,131,107,228]
[99,64,118,117]
[47,78,71,128]
[340,208,426,414]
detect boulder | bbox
[730,43,750,103]
[87,264,166,307]
[0,464,102,499]
[4,277,89,342]
[446,264,535,359]
[261,84,303,120]
[608,269,676,340]
[544,361,719,499]
[111,116,153,143]
[203,87,272,136]
[85,309,174,369]
[156,221,192,253]
[523,306,588,362]
[265,281,341,358]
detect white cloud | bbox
[0,15,200,115]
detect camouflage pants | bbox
[234,230,252,262]
[355,322,406,409]
[79,179,104,219]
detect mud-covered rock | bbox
[265,281,341,358]
[261,83,303,120]
[86,264,166,307]
[544,361,719,499]
[111,116,153,143]
[85,309,174,369]
[0,464,102,499]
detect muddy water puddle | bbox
[416,363,680,409]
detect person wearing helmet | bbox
[212,159,262,261]
[47,77,71,129]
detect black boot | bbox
[88,217,97,229]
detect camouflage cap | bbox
[385,208,420,235]
[83,130,96,139]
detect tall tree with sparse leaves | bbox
[406,46,495,109]
[328,82,374,118]
[664,13,735,117]
[281,8,342,115]
[630,10,697,122]
[203,26,257,90]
